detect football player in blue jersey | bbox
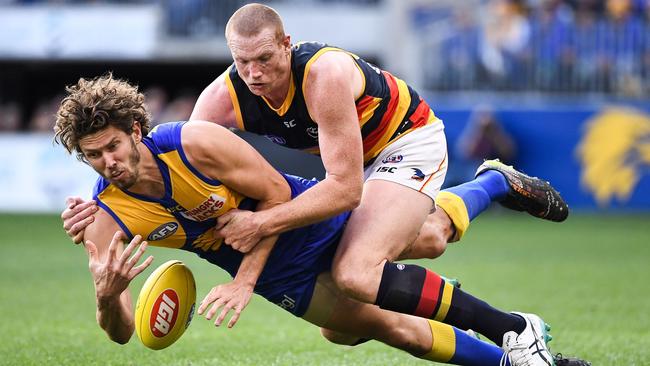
[55,74,589,366]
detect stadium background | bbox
[0,0,648,365]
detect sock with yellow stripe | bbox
[375,262,525,345]
[436,170,510,241]
[422,320,510,366]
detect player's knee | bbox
[320,328,362,346]
[418,219,449,259]
[383,324,428,355]
[330,265,370,301]
[422,227,448,259]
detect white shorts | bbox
[364,120,448,202]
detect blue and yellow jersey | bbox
[93,121,349,316]
[225,41,438,165]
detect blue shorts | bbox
[196,173,350,317]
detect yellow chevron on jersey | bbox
[93,122,255,253]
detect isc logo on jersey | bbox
[135,260,196,350]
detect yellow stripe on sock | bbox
[435,191,470,241]
[422,320,456,362]
[434,281,454,322]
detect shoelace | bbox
[504,340,536,366]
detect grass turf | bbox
[0,213,648,365]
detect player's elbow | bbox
[337,188,361,212]
[340,177,363,211]
[98,316,134,345]
[109,333,132,345]
[104,324,133,345]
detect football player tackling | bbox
[54,74,588,366]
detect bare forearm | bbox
[234,197,283,285]
[96,291,134,344]
[258,176,360,236]
[234,235,277,287]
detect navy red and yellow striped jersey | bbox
[225,41,438,165]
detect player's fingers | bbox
[65,196,79,208]
[239,241,253,253]
[215,212,233,231]
[126,241,148,269]
[67,215,95,237]
[129,255,154,279]
[119,235,142,265]
[84,240,98,263]
[205,296,227,320]
[62,200,96,222]
[63,196,87,212]
[107,231,124,262]
[215,303,234,327]
[72,230,85,245]
[198,287,220,315]
[227,308,242,328]
[231,240,249,253]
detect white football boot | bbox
[501,312,554,366]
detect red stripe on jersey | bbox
[356,95,375,120]
[414,270,443,318]
[362,71,400,154]
[409,97,432,129]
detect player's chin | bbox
[113,176,137,190]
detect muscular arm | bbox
[83,210,153,344]
[189,71,239,129]
[183,121,291,284]
[253,51,364,236]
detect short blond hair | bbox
[225,3,285,42]
[54,73,150,161]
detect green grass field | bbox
[1,213,648,365]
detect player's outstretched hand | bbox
[197,280,254,328]
[215,209,263,253]
[62,196,98,244]
[85,231,154,300]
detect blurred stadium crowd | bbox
[1,0,649,132]
[0,86,198,133]
[423,0,650,95]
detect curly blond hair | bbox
[54,73,151,161]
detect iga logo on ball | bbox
[135,260,196,350]
[150,289,179,337]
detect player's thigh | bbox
[335,121,448,267]
[333,179,435,270]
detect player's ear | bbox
[132,120,142,142]
[282,34,291,52]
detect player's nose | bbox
[103,152,118,167]
[249,64,263,79]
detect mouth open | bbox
[110,170,124,179]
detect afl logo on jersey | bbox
[306,127,318,139]
[148,222,179,241]
[381,155,403,164]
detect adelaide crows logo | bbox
[576,107,650,206]
[411,168,425,181]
